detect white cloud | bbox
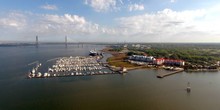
[1,6,220,42]
[0,12,26,29]
[84,0,117,12]
[0,12,104,41]
[115,8,215,42]
[40,4,58,10]
[128,4,144,11]
[43,14,86,25]
[170,0,176,3]
[32,14,102,36]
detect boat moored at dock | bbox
[27,55,117,79]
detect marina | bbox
[28,55,118,78]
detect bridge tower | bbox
[36,35,38,48]
[65,36,67,48]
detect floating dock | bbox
[29,71,118,79]
[157,69,184,78]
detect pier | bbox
[156,69,184,78]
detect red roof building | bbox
[153,58,185,66]
[153,58,165,65]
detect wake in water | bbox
[27,61,39,66]
[46,57,61,62]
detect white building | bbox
[129,55,154,62]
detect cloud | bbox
[0,12,26,30]
[84,0,118,12]
[1,6,220,42]
[43,14,86,25]
[115,8,211,42]
[170,0,176,3]
[128,4,144,11]
[40,4,58,10]
[0,11,104,42]
[32,14,103,37]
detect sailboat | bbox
[186,82,191,93]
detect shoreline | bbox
[101,47,219,73]
[101,47,140,68]
[185,69,218,72]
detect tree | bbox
[170,54,179,59]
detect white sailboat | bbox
[186,82,191,93]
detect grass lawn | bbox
[107,53,138,68]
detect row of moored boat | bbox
[28,56,113,78]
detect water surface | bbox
[0,44,220,110]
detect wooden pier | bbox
[157,69,184,78]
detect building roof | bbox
[155,58,184,62]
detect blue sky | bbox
[0,0,220,42]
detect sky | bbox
[0,0,220,43]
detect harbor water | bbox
[0,44,220,110]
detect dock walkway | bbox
[157,69,184,78]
